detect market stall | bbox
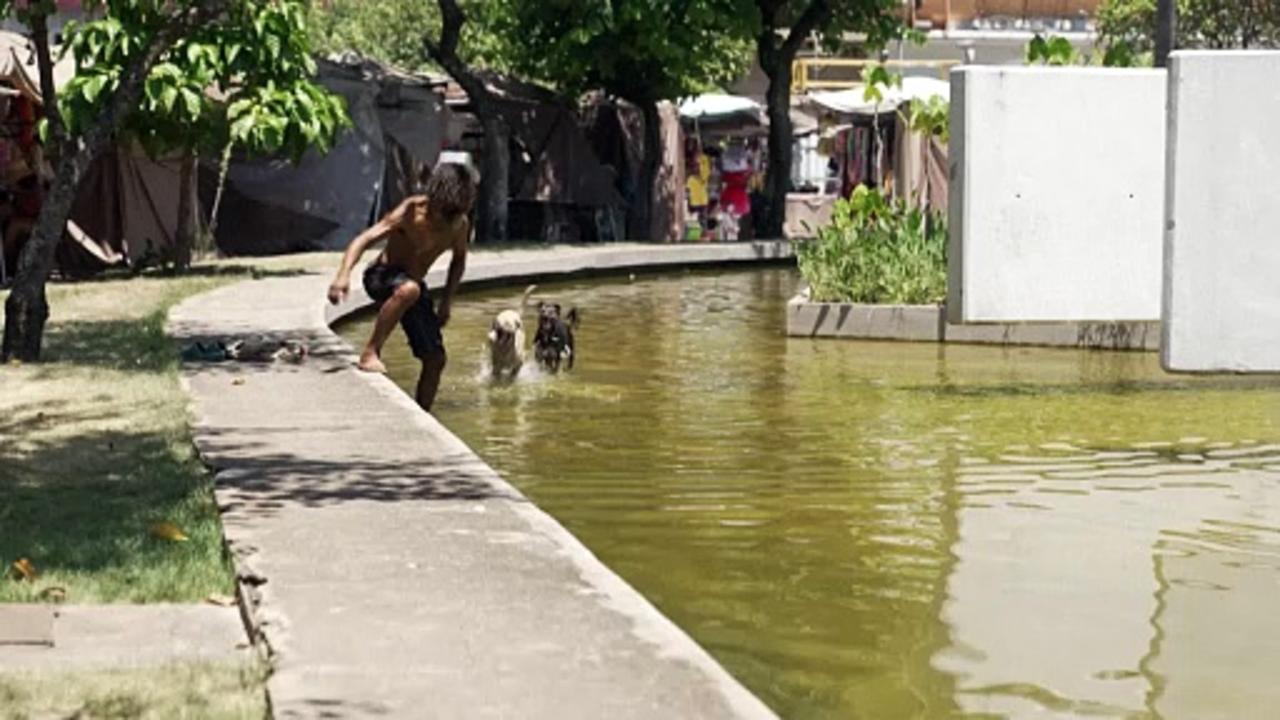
[678,93,766,241]
[805,76,950,213]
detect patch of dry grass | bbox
[0,660,268,720]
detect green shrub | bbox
[797,186,947,305]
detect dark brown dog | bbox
[532,302,579,372]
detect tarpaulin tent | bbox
[448,75,630,242]
[58,149,186,276]
[211,54,451,255]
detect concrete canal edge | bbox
[169,242,792,719]
[786,292,1161,351]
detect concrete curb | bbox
[169,243,790,719]
[786,293,1160,351]
[323,240,796,326]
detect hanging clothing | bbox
[686,154,711,208]
[720,169,751,217]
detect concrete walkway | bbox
[0,604,249,672]
[168,243,790,719]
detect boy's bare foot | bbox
[357,350,387,374]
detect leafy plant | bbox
[1026,32,1144,68]
[797,186,947,305]
[1026,34,1078,65]
[861,63,902,103]
[904,95,948,143]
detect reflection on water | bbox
[340,269,1280,719]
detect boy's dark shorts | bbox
[362,263,444,359]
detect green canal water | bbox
[339,268,1280,719]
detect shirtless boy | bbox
[327,163,476,411]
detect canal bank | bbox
[167,242,792,719]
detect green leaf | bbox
[82,74,108,104]
[1103,40,1137,68]
[181,88,202,118]
[160,86,178,113]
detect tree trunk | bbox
[762,69,792,239]
[631,99,661,242]
[172,149,198,269]
[475,110,509,243]
[29,11,64,156]
[755,0,832,240]
[424,0,509,243]
[2,148,91,361]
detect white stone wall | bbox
[1162,51,1280,372]
[947,66,1167,323]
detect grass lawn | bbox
[0,660,268,719]
[0,253,338,603]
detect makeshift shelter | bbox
[211,54,452,255]
[58,149,185,276]
[448,75,631,243]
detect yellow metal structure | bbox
[791,58,960,93]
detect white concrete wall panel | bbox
[1162,51,1280,372]
[948,67,1166,323]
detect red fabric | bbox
[14,96,35,152]
[721,169,750,216]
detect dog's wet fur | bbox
[487,285,537,379]
[533,302,579,373]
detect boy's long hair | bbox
[422,162,477,222]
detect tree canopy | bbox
[308,0,441,73]
[307,0,514,76]
[61,0,348,162]
[496,0,754,103]
[2,0,351,360]
[1099,0,1280,54]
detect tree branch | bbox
[423,0,493,110]
[28,10,64,152]
[755,0,780,75]
[780,0,831,61]
[80,1,229,152]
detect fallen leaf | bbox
[9,558,36,581]
[149,522,190,542]
[231,378,245,386]
[205,593,236,607]
[38,586,67,603]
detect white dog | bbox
[487,285,536,379]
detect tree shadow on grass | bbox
[37,313,180,374]
[0,415,231,603]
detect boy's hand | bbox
[436,300,451,327]
[327,278,349,305]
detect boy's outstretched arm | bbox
[327,203,407,304]
[437,230,468,327]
